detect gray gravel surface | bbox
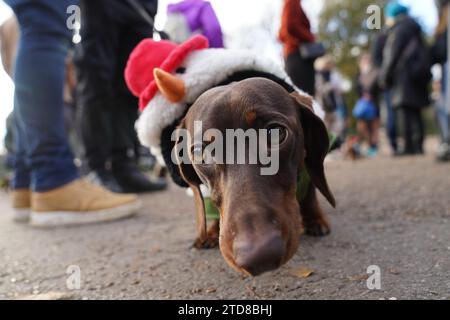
[0,138,449,300]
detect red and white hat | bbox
[125,35,209,112]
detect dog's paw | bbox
[193,235,219,249]
[304,220,331,237]
[193,220,220,249]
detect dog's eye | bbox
[266,124,288,147]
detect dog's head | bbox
[174,78,335,275]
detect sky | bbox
[0,0,441,151]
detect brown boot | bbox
[11,189,31,223]
[30,179,141,227]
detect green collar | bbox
[296,169,311,203]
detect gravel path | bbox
[0,138,449,300]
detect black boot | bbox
[113,160,167,193]
[85,167,124,193]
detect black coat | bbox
[379,16,431,109]
[371,29,389,68]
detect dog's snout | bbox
[234,233,285,276]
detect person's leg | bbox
[11,108,30,190]
[74,0,123,192]
[436,65,450,144]
[384,91,398,152]
[10,105,32,222]
[285,51,315,96]
[370,118,380,149]
[402,107,415,154]
[367,119,379,157]
[356,120,369,146]
[110,23,143,166]
[11,0,79,192]
[436,64,450,161]
[110,96,139,166]
[414,108,425,154]
[7,0,140,227]
[438,63,450,143]
[436,101,450,143]
[109,16,166,193]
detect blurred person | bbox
[372,27,398,154]
[315,56,347,148]
[74,0,167,193]
[6,0,140,226]
[379,1,432,156]
[431,0,450,161]
[279,0,322,96]
[164,0,224,47]
[353,53,380,158]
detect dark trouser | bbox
[7,0,79,192]
[401,106,424,153]
[74,0,156,171]
[285,51,316,96]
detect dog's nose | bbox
[234,233,285,276]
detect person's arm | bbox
[371,31,386,68]
[200,2,224,48]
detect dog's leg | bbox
[194,219,220,249]
[299,183,330,237]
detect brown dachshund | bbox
[174,78,336,276]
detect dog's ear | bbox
[291,92,336,208]
[174,119,208,241]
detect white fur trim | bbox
[135,48,324,163]
[135,94,185,161]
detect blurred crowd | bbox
[281,0,450,161]
[0,0,448,227]
[350,0,450,160]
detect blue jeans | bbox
[438,64,450,143]
[7,0,79,191]
[437,98,450,143]
[384,91,398,152]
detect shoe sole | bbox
[30,199,142,228]
[13,209,31,223]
